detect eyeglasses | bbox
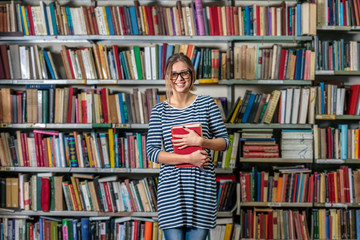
[170,70,192,81]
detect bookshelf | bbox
[0,0,320,239]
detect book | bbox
[171,122,203,168]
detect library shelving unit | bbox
[0,0,319,239]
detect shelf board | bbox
[0,210,233,217]
[225,123,312,129]
[316,159,360,164]
[315,70,360,75]
[11,79,86,85]
[0,167,233,174]
[241,202,312,207]
[314,203,360,208]
[317,26,352,31]
[219,79,313,86]
[240,158,313,163]
[316,114,360,120]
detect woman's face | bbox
[169,61,192,94]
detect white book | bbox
[59,132,66,168]
[86,93,93,123]
[340,88,345,115]
[129,181,141,211]
[91,132,102,167]
[99,182,109,212]
[336,88,342,115]
[308,87,316,124]
[27,138,37,167]
[185,7,193,36]
[76,134,84,168]
[134,137,140,168]
[33,45,42,80]
[150,46,157,80]
[46,6,54,35]
[142,179,154,212]
[37,90,42,123]
[124,138,129,168]
[313,125,319,159]
[82,49,93,79]
[239,7,243,36]
[130,48,138,80]
[137,90,145,124]
[116,7,123,35]
[80,182,92,211]
[285,88,293,124]
[280,89,287,124]
[95,7,106,35]
[349,168,354,203]
[115,94,122,123]
[100,134,110,167]
[291,88,301,124]
[108,51,117,80]
[31,7,39,35]
[144,46,152,80]
[276,8,282,36]
[229,132,240,169]
[298,88,309,124]
[183,8,189,35]
[15,219,20,240]
[78,7,87,35]
[113,182,124,212]
[30,46,37,80]
[139,6,145,36]
[281,131,313,139]
[120,182,131,212]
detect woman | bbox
[146,53,230,240]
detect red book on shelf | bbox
[347,85,360,115]
[145,6,155,35]
[256,6,260,36]
[67,87,74,123]
[100,88,109,123]
[0,45,10,79]
[268,211,273,239]
[41,177,50,211]
[103,182,114,212]
[26,6,35,35]
[217,6,223,36]
[90,6,99,35]
[171,122,203,168]
[118,7,128,35]
[292,174,298,202]
[277,49,287,80]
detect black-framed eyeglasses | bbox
[170,70,192,81]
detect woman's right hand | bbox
[188,150,210,169]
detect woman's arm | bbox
[157,150,209,168]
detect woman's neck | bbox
[169,93,197,109]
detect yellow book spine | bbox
[355,129,359,159]
[98,44,108,80]
[318,210,322,240]
[70,177,83,211]
[333,172,338,203]
[47,138,53,167]
[230,99,242,123]
[108,129,115,168]
[224,223,233,240]
[21,6,29,35]
[142,6,148,35]
[84,134,95,168]
[102,7,110,35]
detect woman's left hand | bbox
[172,127,203,149]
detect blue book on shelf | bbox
[81,218,89,240]
[241,94,256,123]
[329,0,333,25]
[300,49,305,80]
[65,7,74,35]
[12,95,17,123]
[119,52,129,79]
[294,49,302,80]
[357,210,360,240]
[339,124,348,159]
[39,218,43,240]
[24,6,30,35]
[194,50,201,73]
[49,4,58,35]
[159,46,163,80]
[137,133,143,168]
[166,45,174,63]
[294,173,300,202]
[340,3,344,26]
[256,172,261,202]
[326,215,330,239]
[245,6,251,36]
[289,7,292,35]
[105,6,115,35]
[118,93,126,123]
[341,39,345,70]
[129,7,139,35]
[42,4,50,35]
[296,4,301,36]
[43,51,56,79]
[252,167,257,201]
[114,133,119,168]
[319,82,325,114]
[19,5,26,34]
[73,220,78,240]
[299,174,305,202]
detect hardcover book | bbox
[171,122,203,168]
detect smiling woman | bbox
[146,53,230,240]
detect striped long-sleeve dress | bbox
[146,95,230,229]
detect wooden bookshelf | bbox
[240,202,312,207]
[240,158,313,163]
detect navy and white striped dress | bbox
[146,95,230,229]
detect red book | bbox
[68,184,79,211]
[256,6,260,36]
[133,220,139,240]
[81,100,87,123]
[67,87,74,123]
[259,213,264,239]
[34,133,41,167]
[229,7,234,36]
[217,6,222,35]
[100,88,109,123]
[0,45,10,79]
[243,145,279,152]
[103,182,114,212]
[26,6,35,35]
[243,152,279,158]
[42,138,49,167]
[112,46,122,80]
[171,123,202,168]
[347,85,360,115]
[145,6,155,35]
[343,0,347,26]
[127,135,135,168]
[21,133,29,167]
[119,7,128,35]
[277,49,287,79]
[225,7,231,36]
[292,174,298,202]
[281,1,286,36]
[341,166,350,202]
[301,174,308,203]
[141,135,147,168]
[245,173,251,201]
[268,211,273,239]
[90,6,99,35]
[41,177,50,211]
[208,6,214,35]
[65,49,75,79]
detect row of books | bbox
[240,129,279,158]
[226,87,316,125]
[314,125,360,160]
[1,1,316,37]
[240,170,313,203]
[0,216,161,240]
[316,83,346,116]
[316,0,360,27]
[317,40,360,71]
[1,174,158,213]
[0,87,164,124]
[312,209,360,240]
[240,209,310,239]
[234,45,315,80]
[0,129,156,169]
[314,166,360,204]
[210,220,240,240]
[216,175,237,212]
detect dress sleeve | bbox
[208,98,230,150]
[146,105,163,163]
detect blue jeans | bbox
[163,227,209,240]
